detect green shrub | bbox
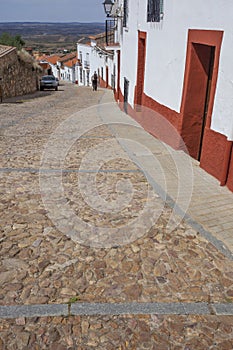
[0,32,25,50]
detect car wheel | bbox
[40,87,44,91]
[55,87,58,91]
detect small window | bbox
[79,51,83,63]
[147,0,164,23]
[80,69,83,83]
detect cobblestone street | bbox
[0,83,233,349]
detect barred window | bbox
[147,0,164,22]
[123,0,129,27]
[79,51,82,63]
[80,69,83,83]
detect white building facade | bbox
[59,63,76,83]
[94,0,233,192]
[77,37,115,90]
[76,43,92,87]
[49,62,60,79]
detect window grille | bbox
[111,64,116,90]
[160,0,164,16]
[123,0,128,27]
[79,52,83,63]
[80,69,83,83]
[147,0,163,22]
[105,19,115,46]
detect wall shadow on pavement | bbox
[1,90,56,104]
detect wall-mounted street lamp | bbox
[103,0,122,46]
[102,0,114,17]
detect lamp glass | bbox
[103,0,113,16]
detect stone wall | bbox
[0,47,40,99]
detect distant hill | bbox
[0,22,105,36]
[0,22,105,53]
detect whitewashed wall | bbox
[119,0,233,140]
[77,42,113,88]
[77,44,91,86]
[107,55,115,89]
[60,65,75,83]
[49,63,59,79]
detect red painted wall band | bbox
[226,145,233,191]
[116,29,233,192]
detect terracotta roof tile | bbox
[89,32,106,40]
[0,44,16,57]
[37,54,49,61]
[39,62,50,70]
[58,52,77,63]
[64,58,78,67]
[46,54,63,65]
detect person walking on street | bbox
[92,71,98,91]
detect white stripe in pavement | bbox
[0,167,142,174]
[0,302,233,319]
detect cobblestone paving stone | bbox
[0,315,233,349]
[0,83,233,349]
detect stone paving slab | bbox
[70,302,211,316]
[1,84,233,348]
[0,301,225,319]
[0,304,68,319]
[1,200,233,306]
[0,134,126,169]
[0,314,233,349]
[97,92,233,254]
[212,303,233,315]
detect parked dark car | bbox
[40,75,58,91]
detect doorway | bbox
[106,66,109,88]
[181,43,215,160]
[124,77,129,113]
[117,50,121,100]
[135,31,146,107]
[197,45,215,160]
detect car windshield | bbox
[42,76,55,80]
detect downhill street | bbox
[0,83,233,349]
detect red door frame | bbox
[179,43,216,159]
[226,144,233,190]
[134,31,147,108]
[106,66,109,88]
[178,30,232,185]
[179,29,223,137]
[116,50,121,100]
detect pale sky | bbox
[0,0,106,22]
